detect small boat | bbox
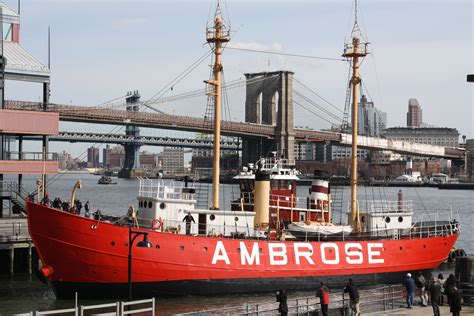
[288,222,353,240]
[98,175,117,185]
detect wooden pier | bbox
[0,217,38,276]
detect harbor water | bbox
[0,174,472,314]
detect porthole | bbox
[160,202,166,210]
[385,217,391,224]
[423,245,426,248]
[203,247,208,252]
[210,214,216,221]
[155,245,160,249]
[148,201,152,208]
[398,216,403,223]
[234,217,239,222]
[180,246,184,251]
[400,246,403,251]
[361,216,365,223]
[111,241,116,246]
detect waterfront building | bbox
[466,139,474,180]
[294,142,315,160]
[382,127,460,148]
[406,98,423,127]
[358,95,387,136]
[0,3,58,217]
[371,150,402,165]
[315,143,368,163]
[157,147,184,175]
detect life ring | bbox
[152,218,164,231]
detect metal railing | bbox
[138,178,195,200]
[179,285,406,315]
[0,180,30,216]
[32,298,155,316]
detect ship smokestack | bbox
[254,169,270,227]
[310,170,330,222]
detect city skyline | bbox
[2,0,472,157]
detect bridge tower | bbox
[118,91,143,179]
[242,71,295,164]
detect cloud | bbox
[229,41,283,52]
[119,18,151,26]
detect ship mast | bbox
[343,0,368,232]
[206,1,229,210]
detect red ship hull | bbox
[27,202,458,299]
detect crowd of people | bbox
[274,272,465,316]
[41,194,92,218]
[404,272,463,316]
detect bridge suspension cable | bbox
[226,46,345,62]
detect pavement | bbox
[364,304,474,315]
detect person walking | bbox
[416,272,428,306]
[344,278,360,316]
[403,273,416,308]
[444,273,457,305]
[182,212,195,235]
[276,289,288,316]
[430,276,442,316]
[316,281,330,316]
[449,287,462,316]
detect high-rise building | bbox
[87,147,100,168]
[382,127,459,148]
[406,98,423,127]
[157,147,184,175]
[358,95,387,136]
[103,145,111,168]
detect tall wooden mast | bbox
[206,1,229,210]
[343,0,368,231]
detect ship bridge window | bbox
[148,201,153,209]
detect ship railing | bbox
[138,178,195,200]
[257,157,296,171]
[155,218,254,238]
[356,200,414,214]
[411,209,460,238]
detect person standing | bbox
[403,273,416,308]
[430,276,442,316]
[449,287,462,316]
[84,201,90,217]
[437,273,445,306]
[344,278,360,316]
[276,289,288,316]
[182,212,195,235]
[317,281,330,316]
[416,272,428,306]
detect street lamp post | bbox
[128,226,153,301]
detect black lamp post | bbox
[128,226,153,301]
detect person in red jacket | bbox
[317,281,330,316]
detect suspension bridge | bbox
[4,70,463,167]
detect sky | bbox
[3,0,473,157]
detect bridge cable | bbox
[226,46,345,62]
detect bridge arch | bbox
[243,71,295,164]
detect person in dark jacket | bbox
[444,273,457,305]
[84,201,90,217]
[182,212,195,235]
[437,273,445,306]
[416,272,428,306]
[276,289,288,315]
[316,281,330,316]
[449,287,462,316]
[403,273,416,308]
[344,278,360,316]
[430,277,442,316]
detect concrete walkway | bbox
[364,304,474,315]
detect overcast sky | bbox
[3,0,473,156]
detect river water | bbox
[0,174,472,314]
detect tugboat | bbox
[98,175,116,185]
[27,2,460,299]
